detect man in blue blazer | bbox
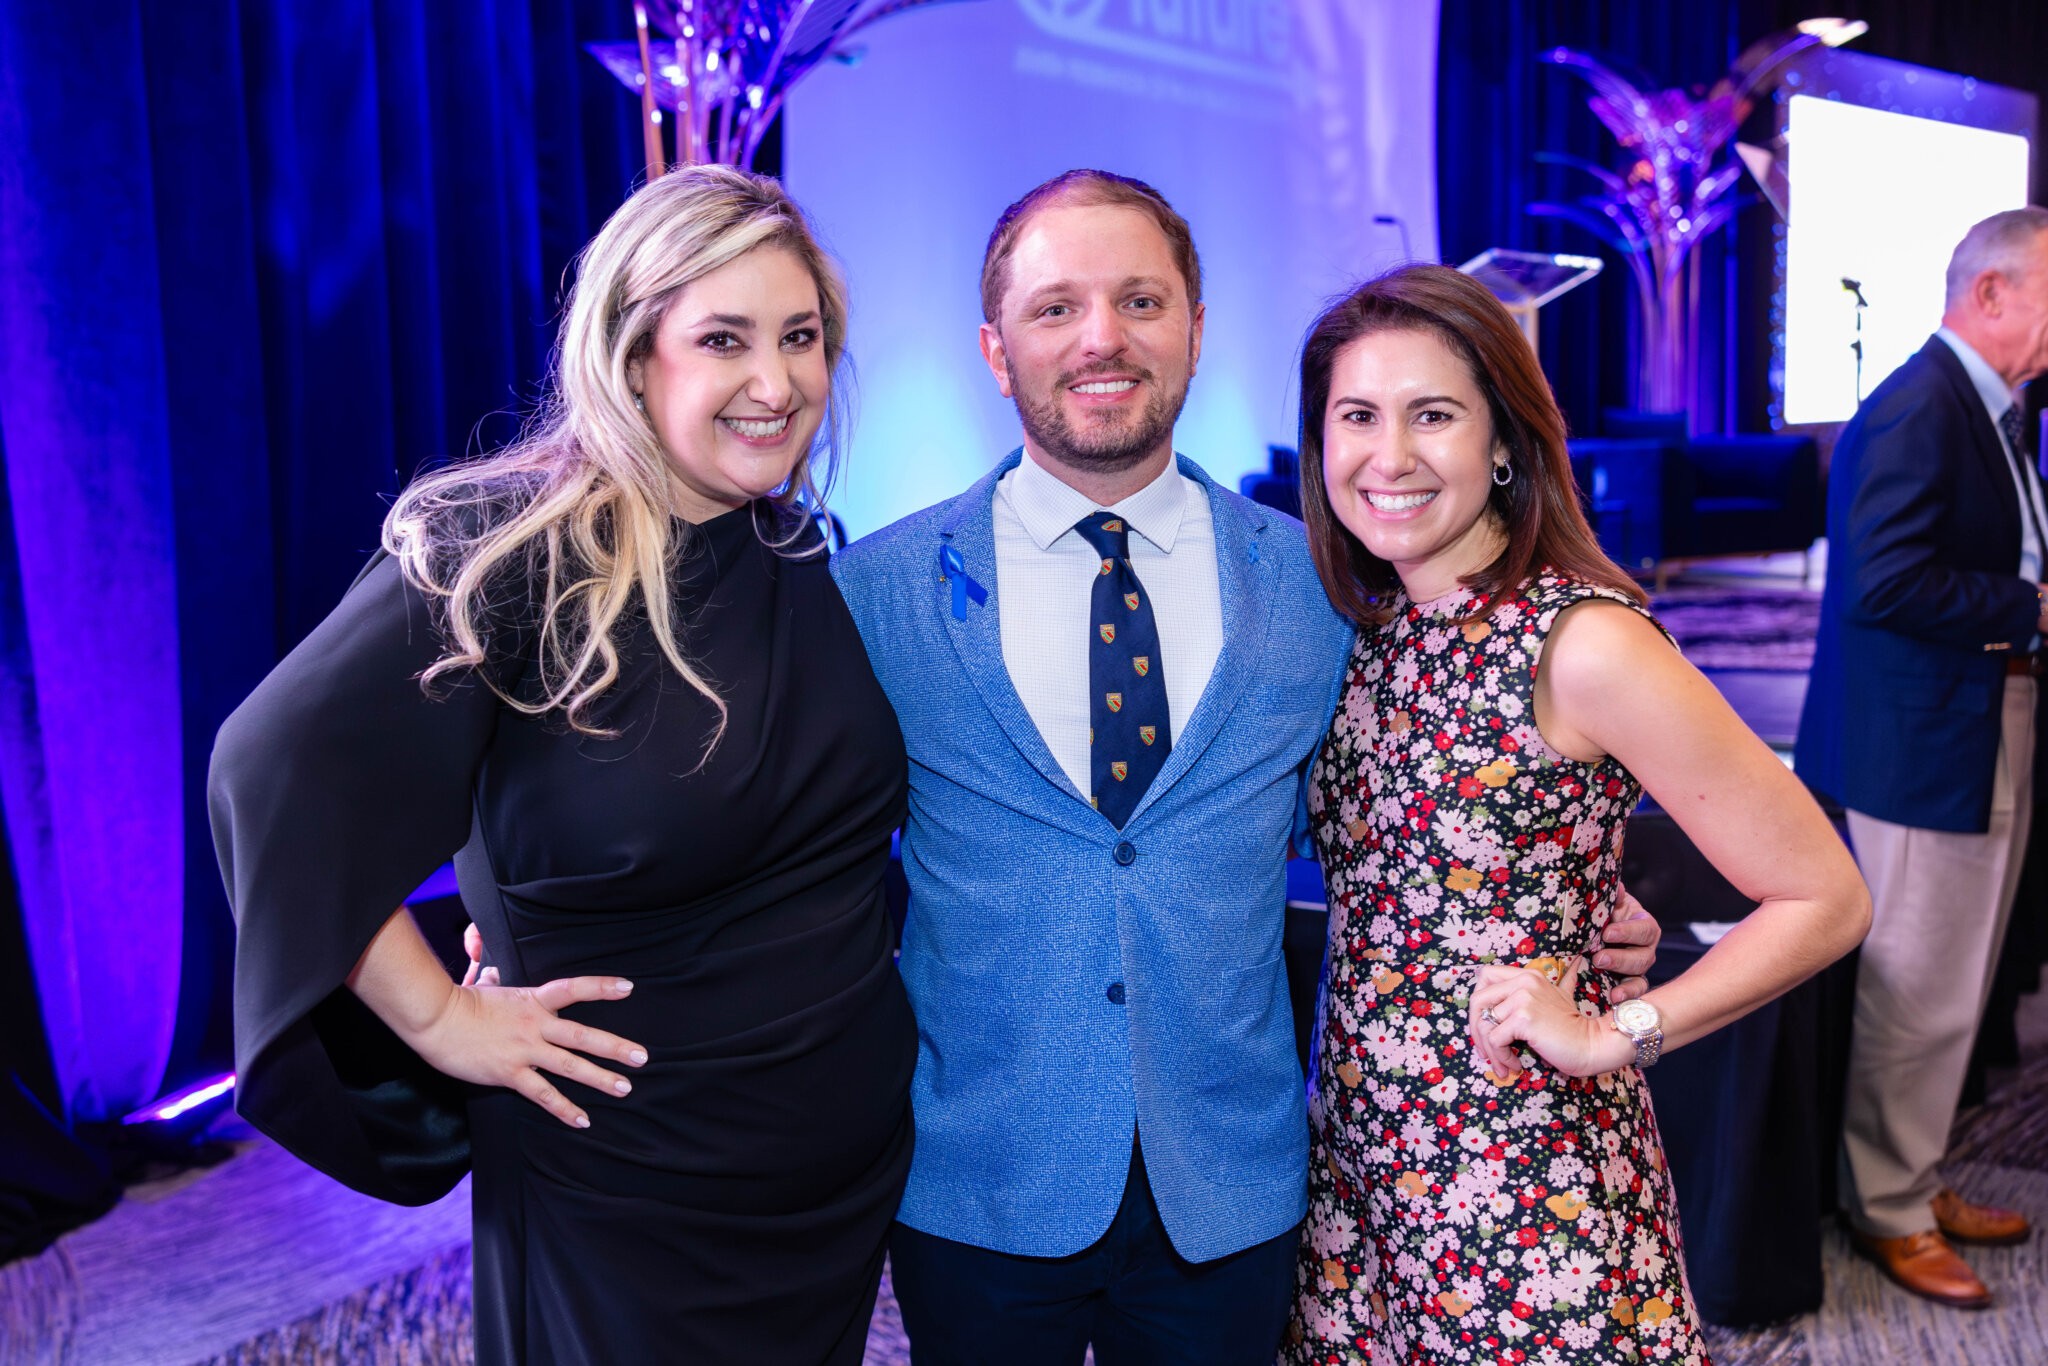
[1795,207,2048,1308]
[833,170,1661,1364]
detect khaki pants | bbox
[1840,675,2036,1238]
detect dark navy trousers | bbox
[888,1139,1298,1366]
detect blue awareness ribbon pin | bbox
[939,545,987,621]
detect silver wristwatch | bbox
[1612,998,1664,1068]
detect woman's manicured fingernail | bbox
[629,1049,648,1065]
[613,1079,632,1096]
[574,1114,591,1129]
[615,980,634,993]
[1595,953,1613,969]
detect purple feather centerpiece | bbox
[590,0,985,173]
[1530,19,1865,421]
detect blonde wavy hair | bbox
[382,164,851,743]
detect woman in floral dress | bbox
[1281,265,1871,1365]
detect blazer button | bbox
[1113,841,1136,866]
[1106,982,1126,1005]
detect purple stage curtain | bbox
[1435,0,1748,436]
[0,1,189,1123]
[0,0,639,1124]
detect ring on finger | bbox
[1480,1007,1498,1026]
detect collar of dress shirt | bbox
[1009,447,1189,554]
[1936,326,2018,427]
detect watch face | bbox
[1615,999,1660,1035]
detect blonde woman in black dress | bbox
[210,166,914,1364]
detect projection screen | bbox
[1777,52,2035,427]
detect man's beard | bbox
[1009,360,1190,475]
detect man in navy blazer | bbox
[832,171,1661,1364]
[1795,207,2048,1308]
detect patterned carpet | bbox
[1650,585,1821,674]
[1697,991,2048,1366]
[0,1135,469,1366]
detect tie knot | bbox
[1073,512,1131,560]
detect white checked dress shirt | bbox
[993,449,1224,803]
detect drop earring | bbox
[633,392,647,415]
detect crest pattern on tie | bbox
[1074,511,1172,826]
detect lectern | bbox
[1455,249,1603,353]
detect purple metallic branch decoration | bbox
[1529,19,1865,419]
[592,0,986,171]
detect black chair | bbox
[1568,417,1822,589]
[1240,445,1302,520]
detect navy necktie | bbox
[1999,404,2031,462]
[1073,512,1171,827]
[2000,406,2048,551]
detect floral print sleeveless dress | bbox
[1282,574,1707,1366]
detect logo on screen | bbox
[1017,0,1292,87]
[1023,0,1110,19]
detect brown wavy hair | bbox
[1296,263,1643,625]
[979,169,1201,322]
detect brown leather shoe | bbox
[1852,1229,1993,1309]
[1932,1188,2032,1246]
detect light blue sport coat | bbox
[832,450,1355,1262]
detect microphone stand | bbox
[1374,214,1414,262]
[1842,277,1868,404]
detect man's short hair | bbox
[1946,206,2048,308]
[979,170,1202,323]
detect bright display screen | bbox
[1783,94,2030,425]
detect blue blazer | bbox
[832,452,1354,1262]
[1794,336,2042,832]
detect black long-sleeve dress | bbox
[209,503,916,1365]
